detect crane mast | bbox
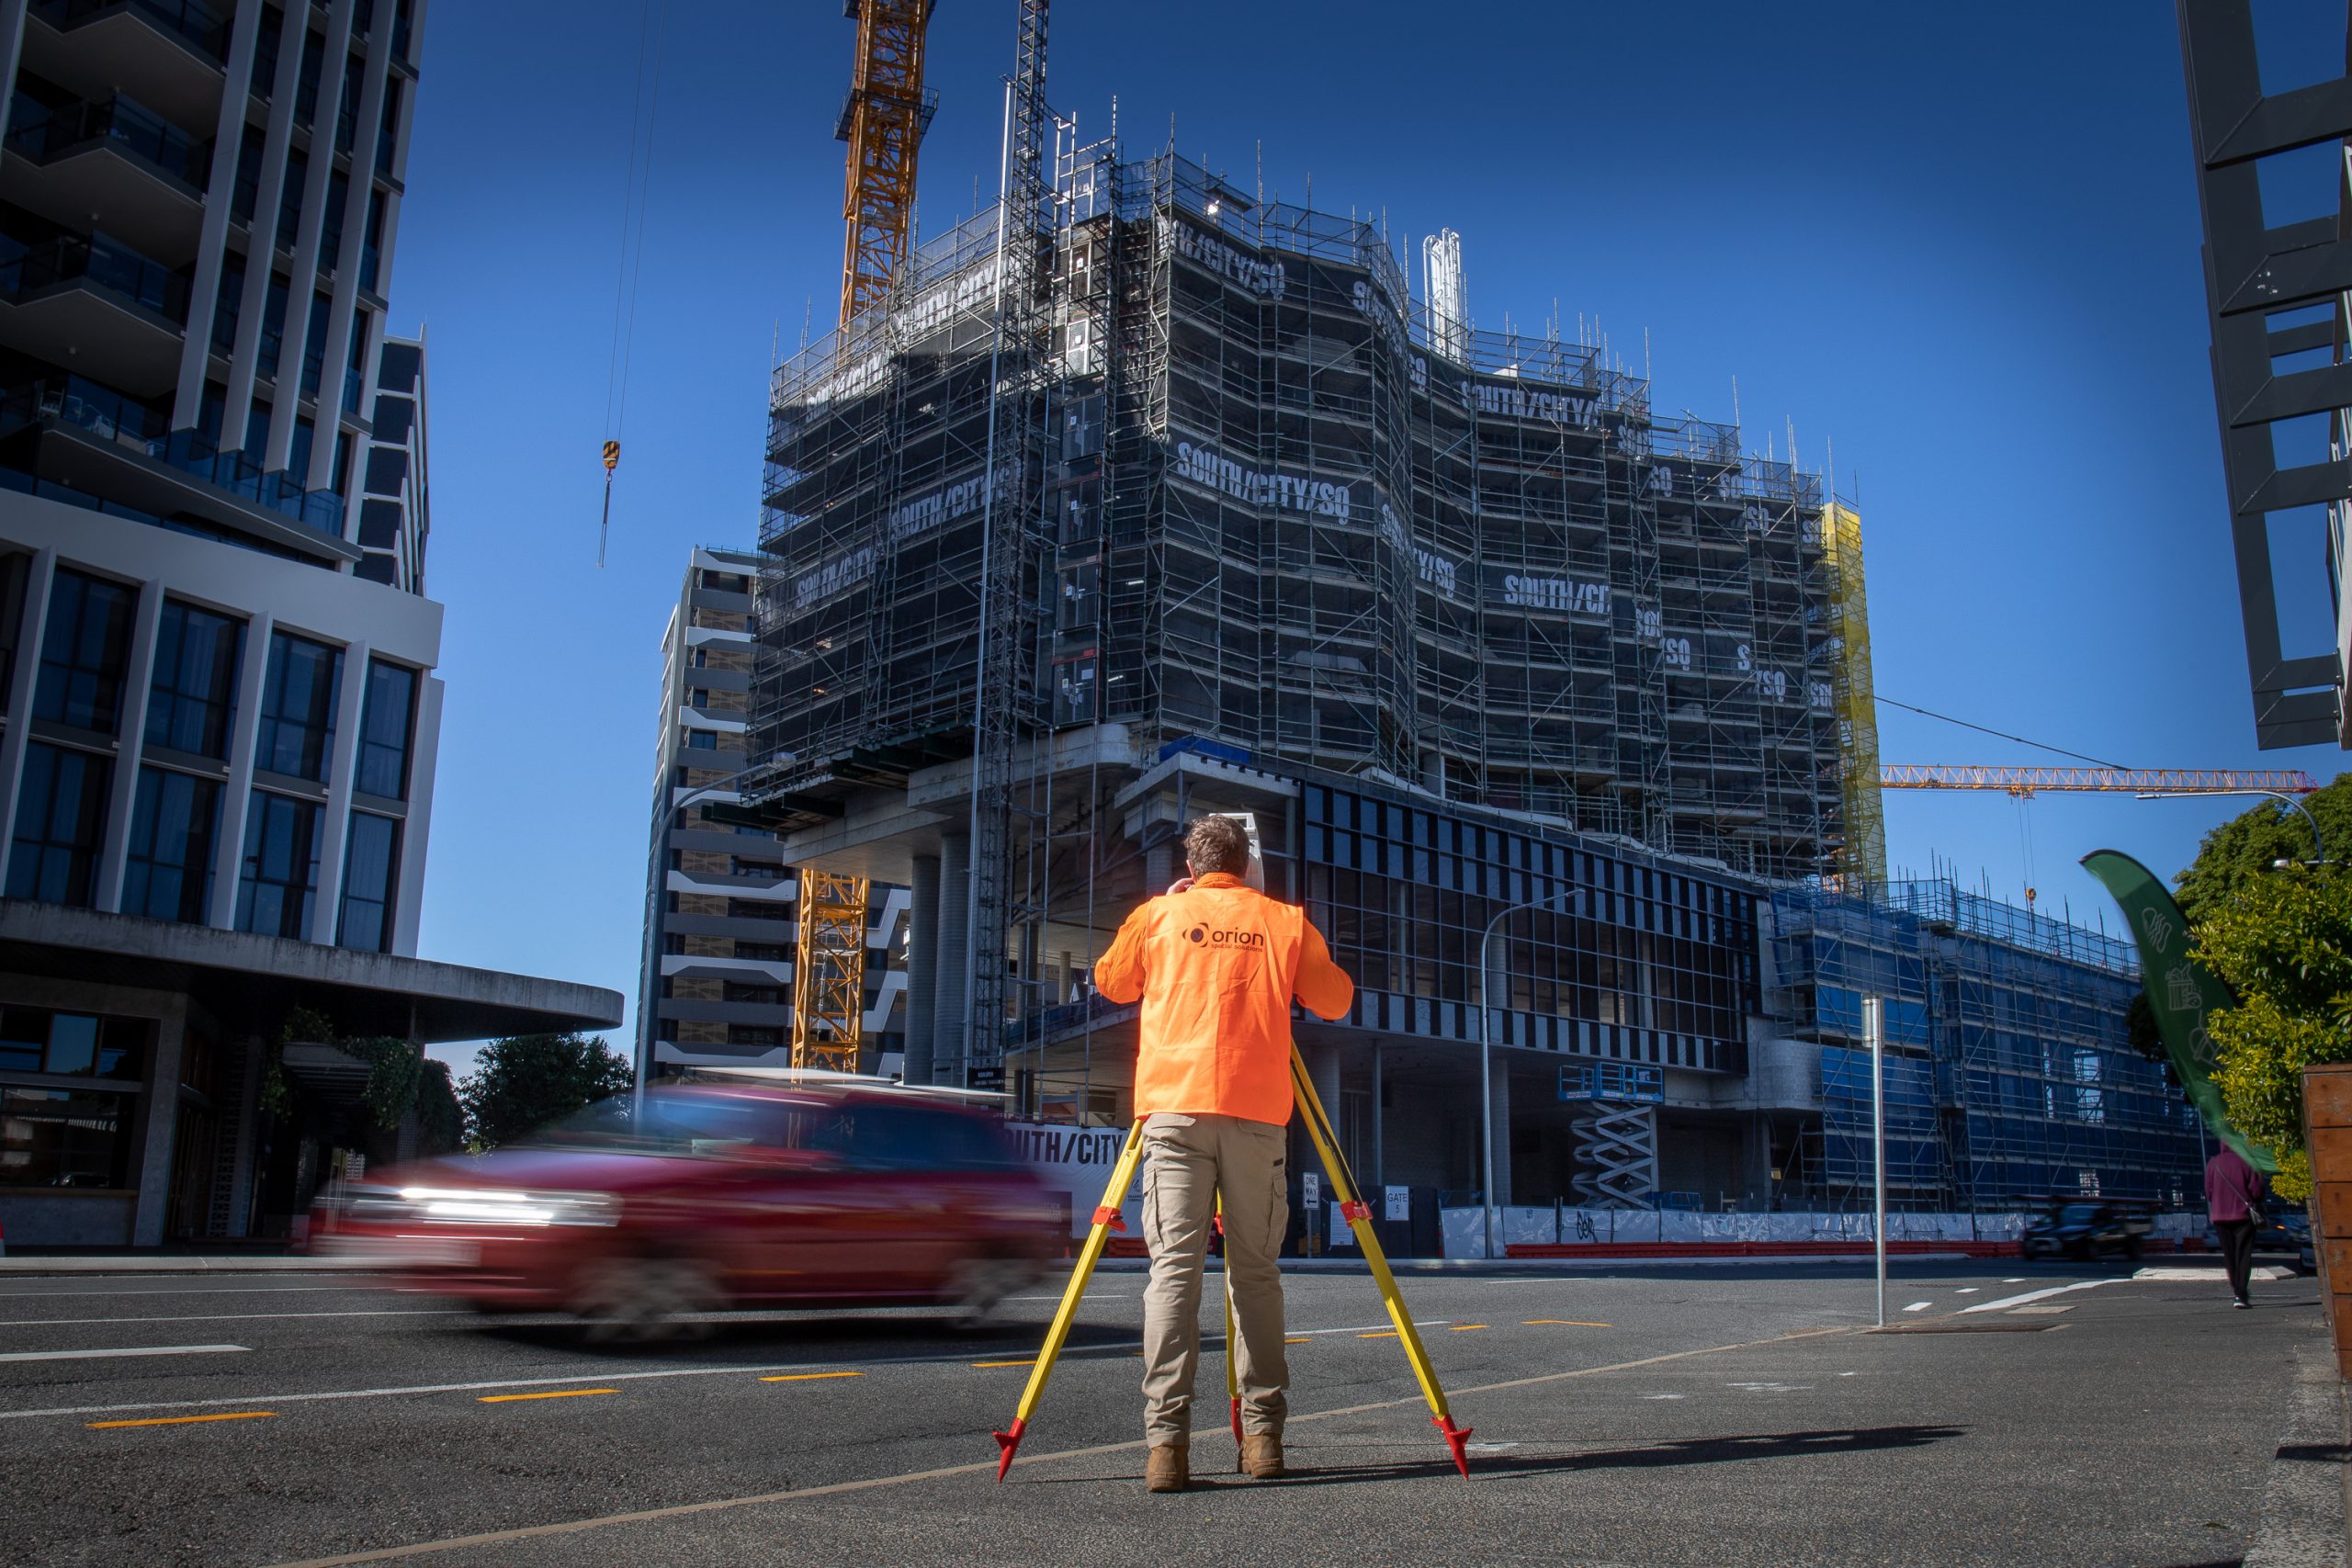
[837,1,936,328]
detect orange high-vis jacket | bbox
[1092,872,1354,1127]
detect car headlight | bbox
[332,1183,620,1227]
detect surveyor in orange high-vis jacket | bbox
[1091,814,1353,1495]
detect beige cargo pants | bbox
[1139,1111,1289,1446]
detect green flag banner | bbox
[2080,848,2276,1174]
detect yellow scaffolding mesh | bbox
[793,868,870,1072]
[1820,501,1885,891]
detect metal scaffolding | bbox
[751,130,1851,1083]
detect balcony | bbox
[2,92,209,263]
[0,227,191,396]
[22,2,230,132]
[0,375,356,560]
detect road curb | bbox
[2242,1338,2350,1568]
[1086,1250,1982,1274]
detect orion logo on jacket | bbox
[1184,924,1265,949]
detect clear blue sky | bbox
[393,2,2348,1073]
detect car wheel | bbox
[947,1255,1038,1330]
[571,1254,722,1345]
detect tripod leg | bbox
[993,1117,1148,1481]
[1218,1193,1242,1461]
[1289,1049,1475,1478]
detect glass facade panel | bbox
[144,600,243,757]
[6,741,109,906]
[34,568,134,733]
[336,810,397,951]
[124,768,220,924]
[1,1086,132,1189]
[235,790,320,939]
[254,631,341,781]
[356,660,414,799]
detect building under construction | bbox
[736,107,1889,1203]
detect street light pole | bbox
[1865,995,1886,1328]
[2134,788,2328,867]
[1476,885,1588,1261]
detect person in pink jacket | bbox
[2206,1145,2266,1309]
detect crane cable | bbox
[599,0,670,568]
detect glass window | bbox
[276,146,308,251]
[686,729,717,750]
[210,252,245,355]
[255,631,342,781]
[334,52,364,152]
[377,77,402,174]
[359,186,385,292]
[356,660,415,799]
[293,26,325,125]
[335,810,397,951]
[0,1008,40,1070]
[251,5,285,98]
[287,413,315,484]
[124,769,221,924]
[0,1086,132,1188]
[44,1013,97,1075]
[235,790,320,938]
[6,742,109,906]
[321,170,350,268]
[231,123,266,222]
[145,601,243,758]
[243,397,272,460]
[300,290,331,396]
[257,272,290,378]
[35,570,135,734]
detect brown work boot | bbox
[1240,1434,1285,1479]
[1145,1444,1189,1494]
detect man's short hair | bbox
[1184,815,1251,878]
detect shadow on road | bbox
[1041,1425,1974,1492]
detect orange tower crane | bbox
[837,0,937,327]
[1878,766,2319,797]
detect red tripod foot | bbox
[1230,1395,1244,1448]
[1432,1414,1474,1478]
[992,1417,1028,1483]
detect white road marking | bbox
[1962,1280,2121,1314]
[1727,1381,1809,1393]
[1641,1393,1685,1400]
[0,1284,380,1301]
[1902,1301,1932,1313]
[2007,1305,2073,1314]
[2001,1278,2025,1283]
[2,1310,467,1329]
[1955,1287,1980,1294]
[2132,1265,2295,1282]
[0,1344,250,1363]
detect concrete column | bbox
[1370,1043,1384,1189]
[934,832,970,1087]
[903,852,941,1084]
[96,578,167,913]
[130,1002,189,1247]
[390,674,441,956]
[223,1031,267,1238]
[1487,1053,1513,1208]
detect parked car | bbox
[309,1077,1061,1340]
[2019,1198,2154,1262]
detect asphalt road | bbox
[0,1256,2326,1567]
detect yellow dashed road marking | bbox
[478,1389,615,1404]
[1523,1320,1611,1327]
[758,1371,865,1383]
[90,1411,276,1429]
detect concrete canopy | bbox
[0,901,623,1044]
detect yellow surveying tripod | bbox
[990,1044,1476,1481]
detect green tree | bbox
[2196,870,2352,1201]
[413,1057,465,1158]
[458,1032,634,1152]
[2173,774,2352,923]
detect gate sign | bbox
[1385,1184,1410,1222]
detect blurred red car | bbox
[308,1077,1060,1339]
